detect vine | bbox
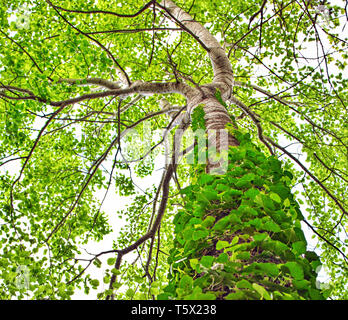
[158,106,330,300]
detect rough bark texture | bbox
[160,0,234,99]
[187,88,239,173]
[160,0,238,173]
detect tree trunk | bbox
[155,0,324,301]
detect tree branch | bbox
[157,0,234,97]
[265,136,347,218]
[58,78,121,90]
[49,0,155,18]
[228,95,274,155]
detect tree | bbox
[0,0,346,300]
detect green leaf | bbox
[107,258,116,266]
[90,279,99,287]
[198,174,214,185]
[253,233,267,242]
[195,292,216,300]
[183,228,194,240]
[112,282,122,289]
[248,218,262,229]
[285,262,304,280]
[202,216,215,228]
[126,288,134,297]
[216,183,229,192]
[216,252,229,263]
[215,89,228,107]
[216,240,230,250]
[262,220,281,232]
[105,289,113,296]
[202,190,218,201]
[212,216,231,231]
[180,186,193,195]
[231,235,239,246]
[235,180,252,189]
[305,251,320,262]
[262,195,276,210]
[283,198,291,207]
[236,251,250,260]
[252,283,271,300]
[236,279,253,290]
[189,258,199,269]
[179,275,193,290]
[93,258,102,268]
[225,290,245,300]
[270,192,282,204]
[196,193,210,204]
[308,288,324,300]
[200,256,214,268]
[111,268,121,275]
[292,241,307,256]
[245,188,260,199]
[103,275,110,284]
[258,263,279,277]
[222,189,243,201]
[192,229,209,241]
[293,279,310,290]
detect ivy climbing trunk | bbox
[158,100,324,300]
[186,88,239,173]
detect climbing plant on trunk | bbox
[162,106,323,300]
[0,0,346,299]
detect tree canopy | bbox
[0,0,347,300]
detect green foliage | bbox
[0,0,346,300]
[162,132,325,300]
[191,104,206,132]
